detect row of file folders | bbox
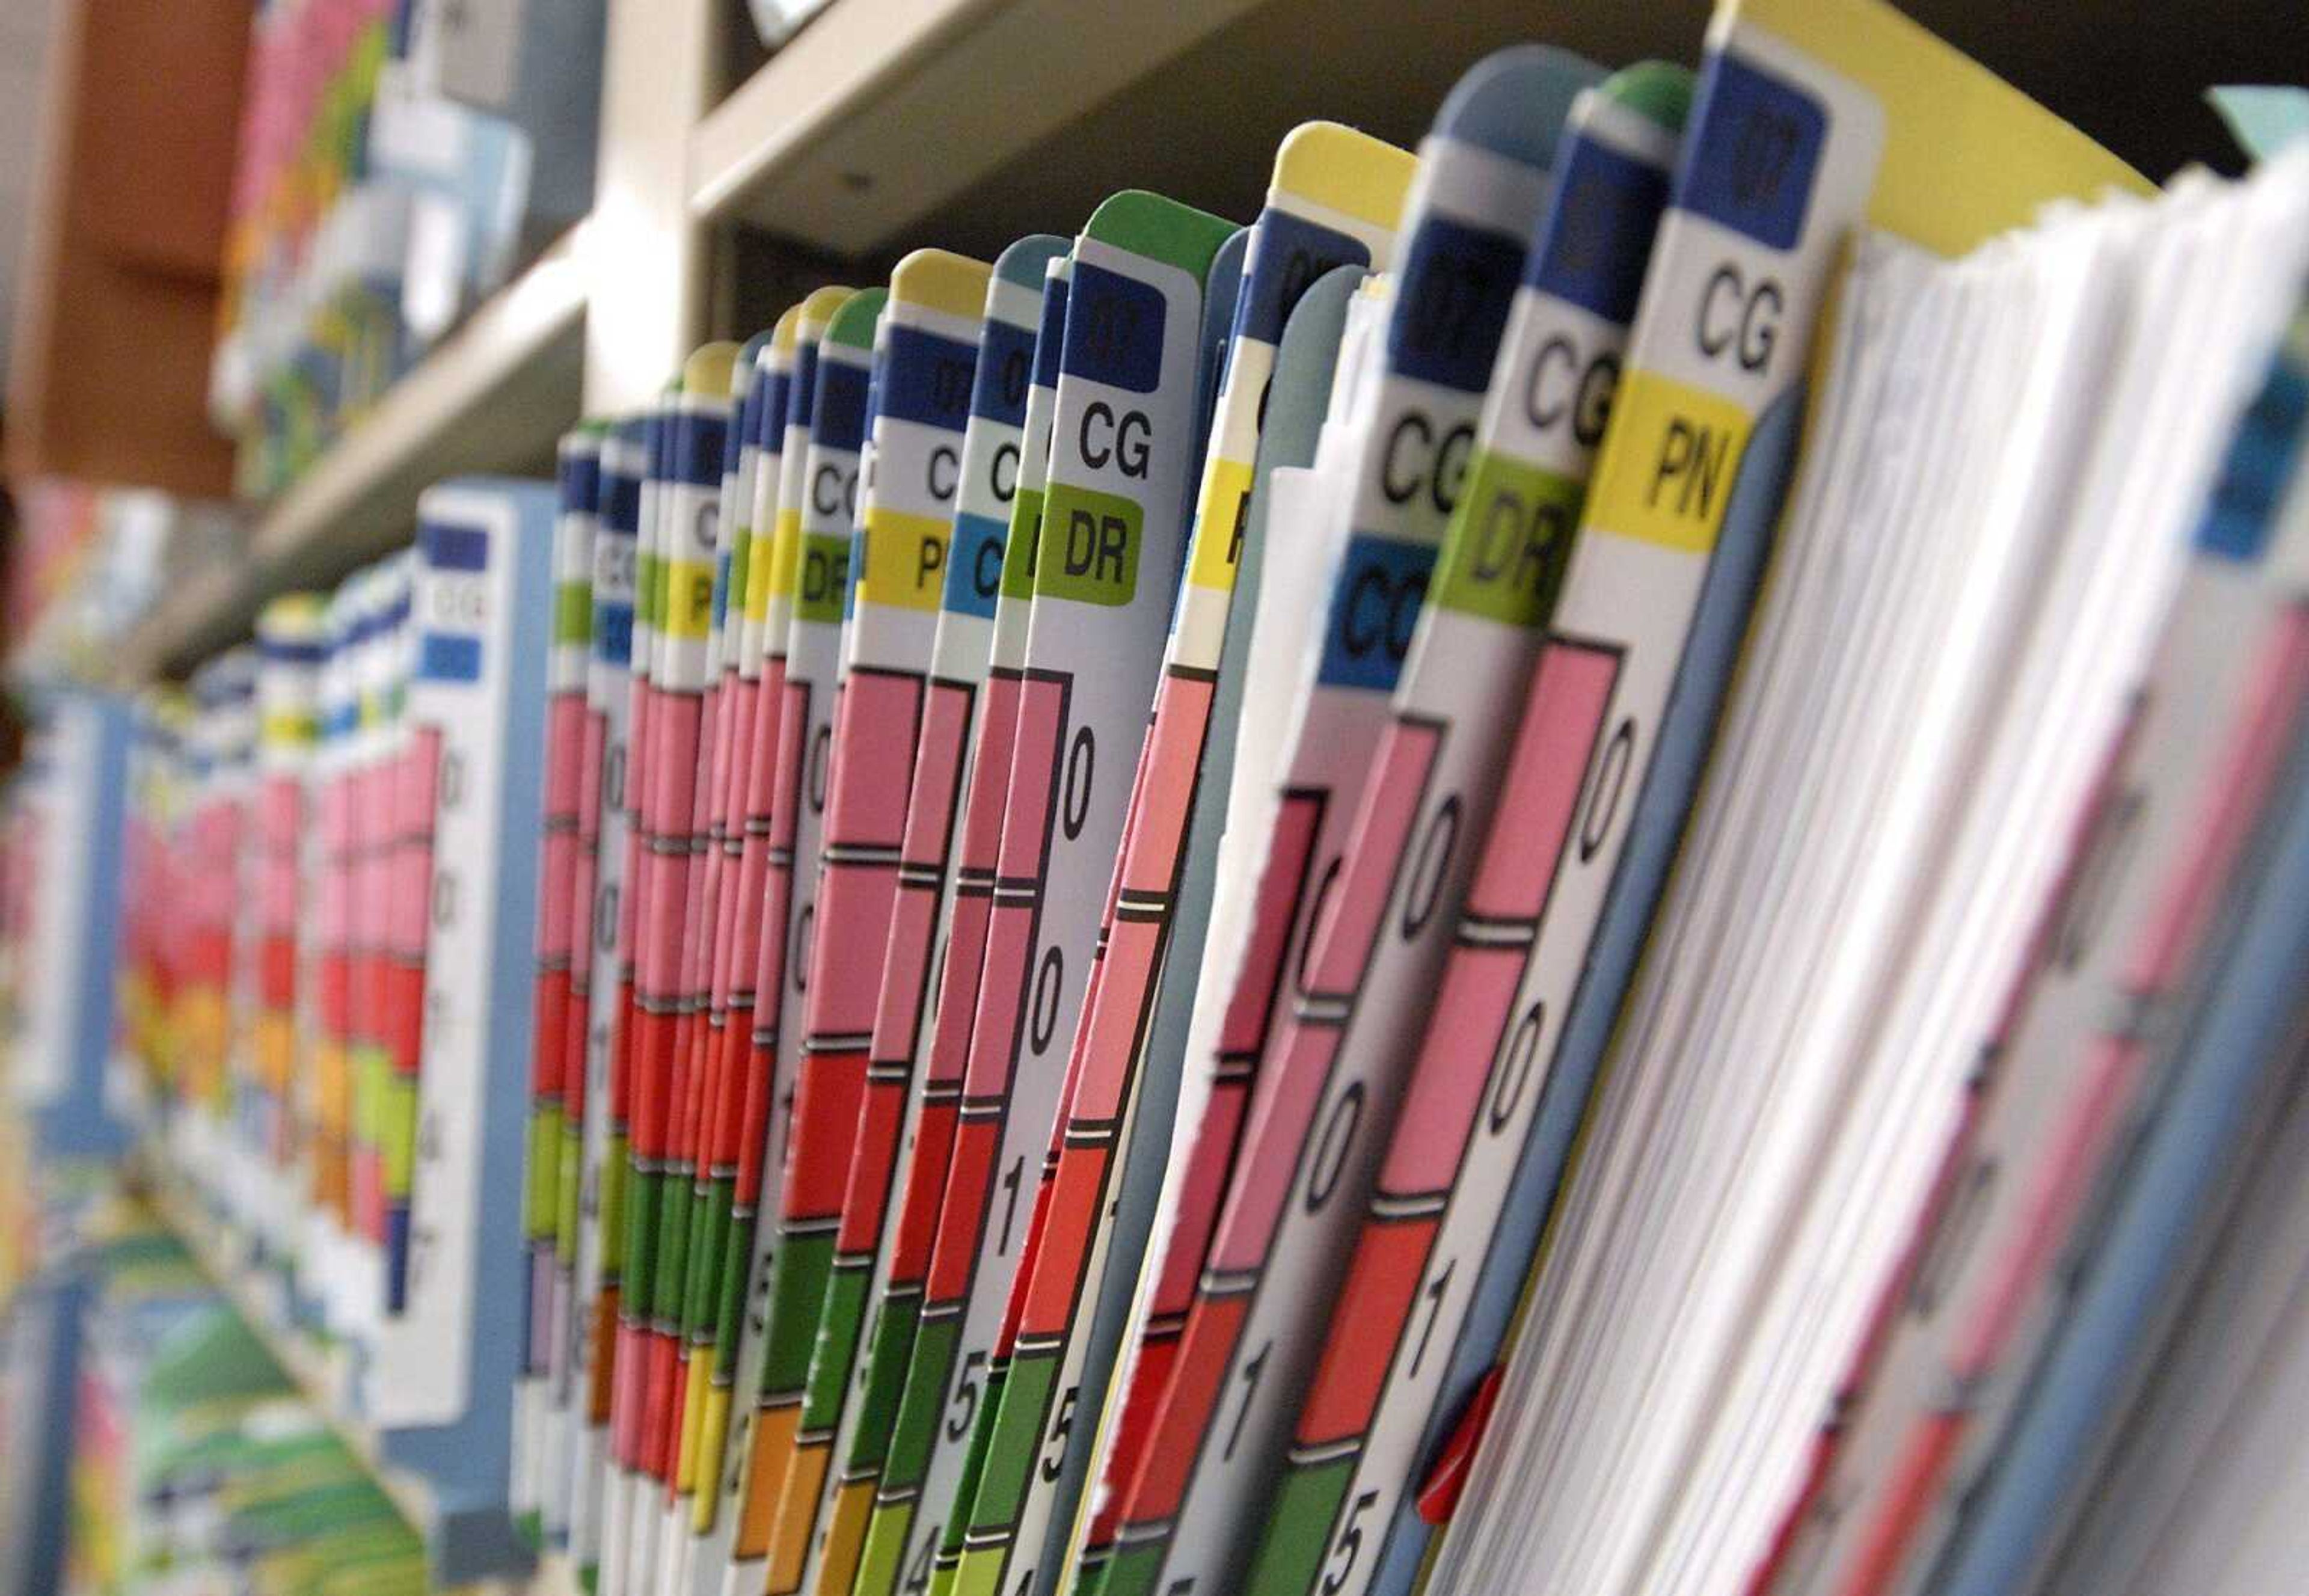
[36,0,2309,1592]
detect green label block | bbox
[966,1351,1057,1537]
[555,580,594,645]
[802,1262,874,1423]
[1036,485,1142,607]
[1432,450,1584,628]
[1242,1456,1358,1596]
[762,1229,838,1393]
[798,533,853,624]
[847,1291,923,1473]
[1001,490,1046,603]
[856,1499,922,1596]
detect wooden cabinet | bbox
[5,0,248,497]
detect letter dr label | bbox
[1035,483,1143,607]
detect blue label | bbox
[945,510,1008,620]
[788,343,821,434]
[675,409,729,487]
[419,632,484,684]
[1317,533,1437,690]
[881,325,983,432]
[1238,207,1372,346]
[644,410,670,489]
[974,319,1037,428]
[759,372,793,449]
[2200,356,2308,560]
[1035,275,1072,389]
[595,603,634,665]
[259,635,328,666]
[1676,51,1824,252]
[385,1209,412,1315]
[732,380,765,476]
[1389,215,1527,394]
[725,386,755,480]
[602,469,640,534]
[1531,133,1672,325]
[422,520,490,573]
[559,448,602,515]
[814,356,872,455]
[1063,263,1165,394]
[865,347,887,446]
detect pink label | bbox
[810,861,907,1030]
[1208,1021,1343,1274]
[827,669,927,844]
[1304,721,1440,995]
[546,695,587,815]
[2124,607,2309,991]
[1466,642,1625,921]
[1378,945,1526,1192]
[1221,793,1324,1060]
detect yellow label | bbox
[684,343,741,402]
[663,557,717,640]
[1274,122,1419,233]
[1586,370,1752,554]
[862,509,955,612]
[1738,0,2145,252]
[675,1345,714,1492]
[693,1384,732,1532]
[257,1015,296,1091]
[765,509,806,603]
[770,304,806,358]
[1186,457,1256,592]
[259,710,318,748]
[894,250,994,324]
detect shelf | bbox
[137,1145,531,1594]
[689,0,2292,269]
[107,227,591,684]
[73,0,2304,684]
[690,0,1275,253]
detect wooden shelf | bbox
[106,228,590,684]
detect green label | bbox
[1000,488,1046,603]
[637,549,664,632]
[762,1230,836,1391]
[600,1133,628,1272]
[846,1294,922,1472]
[1432,449,1584,628]
[1035,484,1142,607]
[554,581,594,645]
[797,533,853,625]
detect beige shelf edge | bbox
[688,0,1271,254]
[106,227,590,686]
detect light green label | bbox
[554,581,593,645]
[797,532,853,624]
[1000,488,1046,604]
[1432,449,1584,628]
[1035,484,1142,607]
